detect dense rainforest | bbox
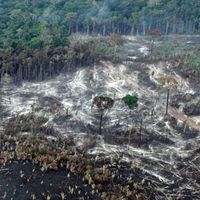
[0,0,199,49]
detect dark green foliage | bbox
[51,37,69,48]
[28,37,44,49]
[11,39,24,49]
[122,95,138,109]
[0,0,199,49]
[0,40,3,48]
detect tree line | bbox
[0,36,122,83]
[0,0,199,49]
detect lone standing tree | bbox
[159,75,178,116]
[122,95,138,109]
[122,94,138,145]
[92,96,114,135]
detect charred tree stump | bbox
[99,112,103,135]
[139,118,143,147]
[165,88,170,116]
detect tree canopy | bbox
[0,0,199,49]
[122,95,138,109]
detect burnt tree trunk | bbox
[128,129,131,145]
[165,88,170,116]
[139,118,143,147]
[99,112,103,135]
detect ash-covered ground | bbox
[1,35,200,199]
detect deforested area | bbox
[0,1,200,200]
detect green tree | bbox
[122,95,138,109]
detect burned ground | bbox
[0,35,200,199]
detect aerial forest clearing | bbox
[0,34,200,199]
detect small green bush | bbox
[122,95,138,109]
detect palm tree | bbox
[92,96,114,135]
[159,75,178,116]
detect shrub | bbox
[122,95,138,109]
